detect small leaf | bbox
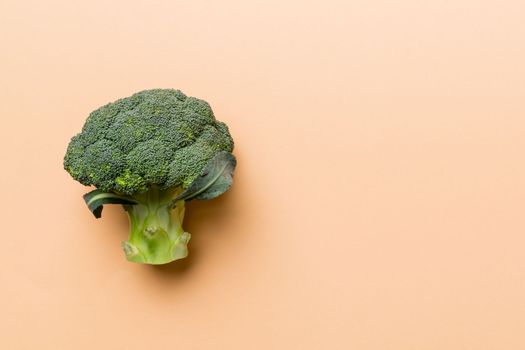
[83,189,138,218]
[174,152,236,203]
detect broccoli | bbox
[64,89,236,265]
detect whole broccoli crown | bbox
[64,89,234,195]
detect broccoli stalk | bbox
[121,187,190,264]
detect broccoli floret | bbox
[64,89,236,265]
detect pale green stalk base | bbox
[121,187,190,265]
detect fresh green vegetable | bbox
[64,89,236,265]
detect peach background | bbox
[1,0,525,349]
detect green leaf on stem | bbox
[83,189,138,218]
[173,151,236,203]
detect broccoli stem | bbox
[121,187,190,264]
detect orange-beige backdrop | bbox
[1,0,524,349]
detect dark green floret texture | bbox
[64,89,236,265]
[64,89,234,195]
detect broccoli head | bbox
[64,89,236,265]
